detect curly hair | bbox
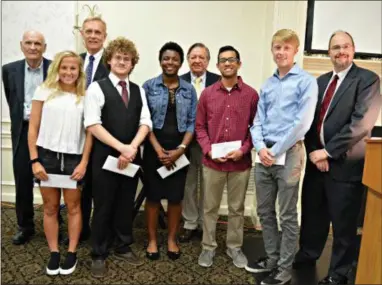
[42,50,85,103]
[103,37,140,73]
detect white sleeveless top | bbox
[33,86,86,154]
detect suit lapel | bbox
[16,60,26,104]
[42,57,49,79]
[206,71,214,86]
[315,73,332,118]
[183,72,191,83]
[93,57,108,82]
[325,65,357,119]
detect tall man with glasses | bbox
[248,29,318,285]
[179,43,220,242]
[196,45,258,269]
[294,30,381,285]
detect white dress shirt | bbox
[84,72,152,130]
[33,86,86,154]
[84,49,104,82]
[320,63,353,148]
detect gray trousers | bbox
[255,142,304,270]
[182,141,204,230]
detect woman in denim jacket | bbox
[142,42,197,261]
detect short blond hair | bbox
[82,16,107,33]
[271,29,300,48]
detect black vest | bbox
[92,77,143,166]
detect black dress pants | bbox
[80,154,93,235]
[91,164,138,260]
[13,122,35,231]
[296,160,364,278]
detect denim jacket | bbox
[142,74,197,133]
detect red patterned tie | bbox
[317,75,339,137]
[119,81,129,107]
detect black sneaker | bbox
[46,252,60,275]
[245,257,276,273]
[59,252,77,275]
[261,267,292,285]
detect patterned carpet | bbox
[1,204,259,285]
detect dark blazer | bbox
[80,52,109,82]
[2,57,51,157]
[180,71,220,88]
[305,63,381,181]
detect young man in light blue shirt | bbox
[247,29,318,285]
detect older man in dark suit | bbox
[294,30,381,285]
[78,16,109,242]
[178,43,220,242]
[2,30,51,245]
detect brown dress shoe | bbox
[178,229,198,243]
[91,259,107,278]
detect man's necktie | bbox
[119,81,129,107]
[193,77,202,99]
[317,74,339,137]
[86,55,95,89]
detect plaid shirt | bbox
[195,76,259,172]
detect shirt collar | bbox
[109,72,129,89]
[273,63,301,78]
[87,48,104,60]
[215,76,243,91]
[332,63,353,81]
[25,59,43,71]
[190,71,207,84]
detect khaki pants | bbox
[202,166,250,251]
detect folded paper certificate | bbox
[211,140,242,159]
[157,154,190,179]
[41,174,77,189]
[102,155,140,177]
[255,152,286,166]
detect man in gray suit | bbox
[179,43,220,242]
[294,30,381,285]
[2,30,51,245]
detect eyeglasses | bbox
[218,57,239,64]
[330,44,353,52]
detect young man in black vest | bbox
[84,37,152,277]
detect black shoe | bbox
[167,250,181,260]
[245,257,276,273]
[318,275,348,284]
[12,229,35,245]
[261,267,291,285]
[91,259,107,278]
[292,259,316,270]
[146,250,160,260]
[46,252,60,275]
[59,252,77,275]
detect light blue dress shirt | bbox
[24,61,43,120]
[250,64,318,157]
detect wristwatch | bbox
[177,144,187,150]
[29,158,42,165]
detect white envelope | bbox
[102,155,140,177]
[157,154,190,179]
[211,140,242,159]
[255,152,286,166]
[40,174,77,189]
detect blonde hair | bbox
[103,37,140,73]
[82,16,107,33]
[272,29,300,48]
[42,51,86,103]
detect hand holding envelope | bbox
[102,155,140,177]
[211,141,242,161]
